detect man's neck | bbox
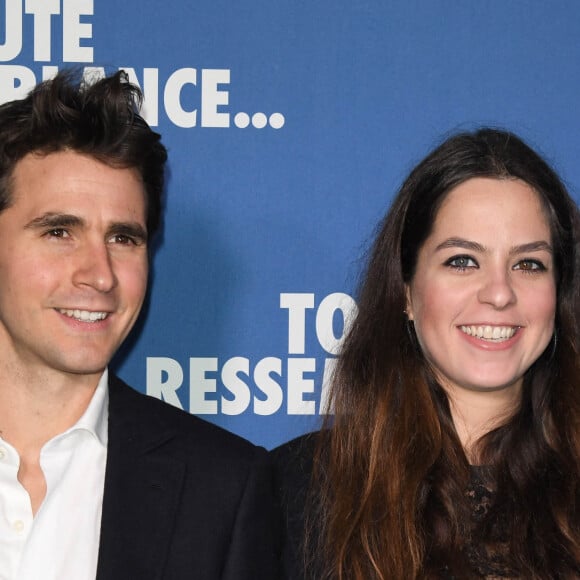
[0,365,103,456]
[0,366,105,516]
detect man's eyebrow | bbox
[107,222,148,242]
[24,213,84,230]
[435,237,553,255]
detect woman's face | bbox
[405,177,556,398]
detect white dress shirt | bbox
[0,370,109,580]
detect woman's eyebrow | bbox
[435,237,485,252]
[510,241,553,254]
[435,237,552,255]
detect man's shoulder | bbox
[107,374,263,466]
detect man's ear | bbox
[404,285,414,321]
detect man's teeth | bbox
[59,309,108,322]
[460,325,517,341]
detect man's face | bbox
[0,150,148,382]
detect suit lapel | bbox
[96,376,186,580]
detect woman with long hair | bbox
[274,128,580,579]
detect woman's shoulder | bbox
[271,431,322,497]
[272,430,320,467]
[271,432,326,580]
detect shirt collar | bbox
[69,369,109,447]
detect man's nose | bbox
[72,241,117,293]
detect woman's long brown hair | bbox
[310,129,580,579]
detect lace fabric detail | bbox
[464,467,517,579]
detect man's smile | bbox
[57,309,110,322]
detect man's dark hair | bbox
[0,69,167,236]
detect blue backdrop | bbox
[2,0,579,449]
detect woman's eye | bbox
[445,255,477,270]
[514,259,546,272]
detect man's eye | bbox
[445,255,477,270]
[46,228,69,238]
[113,234,133,245]
[110,233,142,246]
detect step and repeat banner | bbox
[2,0,580,449]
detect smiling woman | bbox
[274,128,580,579]
[405,177,557,449]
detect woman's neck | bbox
[443,381,522,463]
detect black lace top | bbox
[273,434,573,580]
[463,466,516,579]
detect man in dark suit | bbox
[0,70,280,579]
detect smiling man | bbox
[0,71,280,580]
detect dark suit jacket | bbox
[95,375,281,580]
